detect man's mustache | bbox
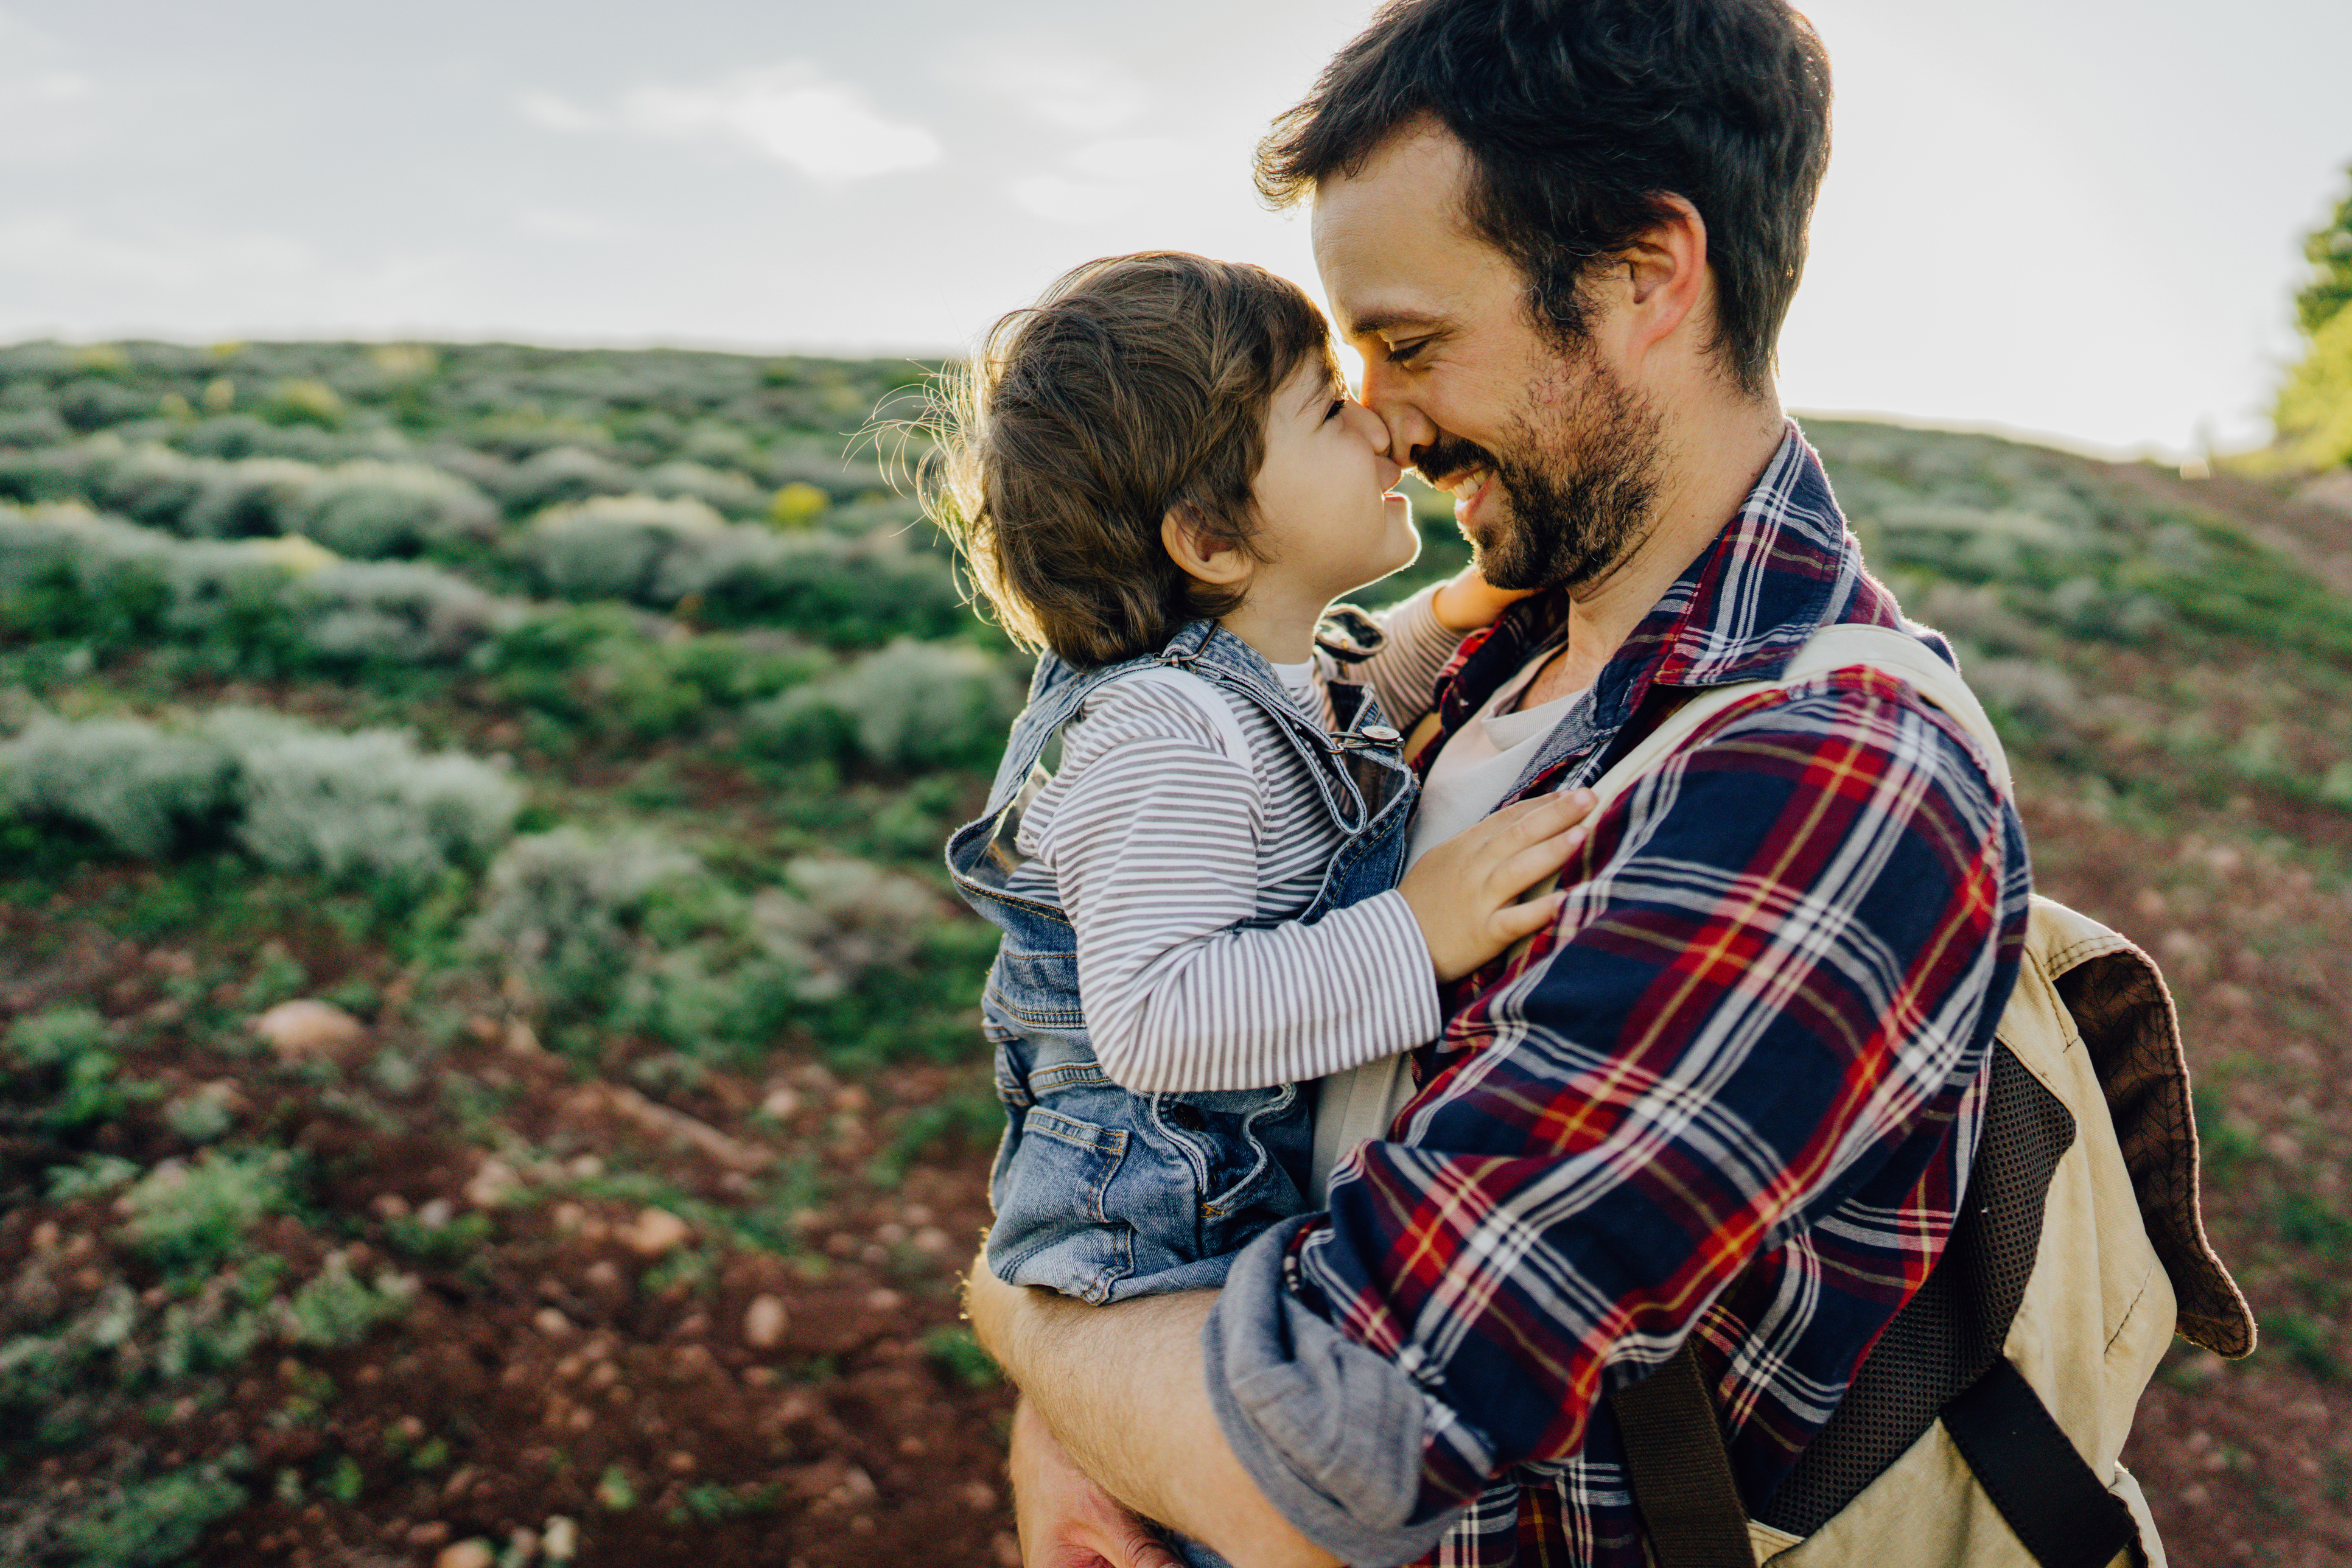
[1409,435,1497,488]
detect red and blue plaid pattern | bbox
[1294,428,2031,1564]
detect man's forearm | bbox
[968,1258,1340,1568]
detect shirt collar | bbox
[1426,422,1878,783]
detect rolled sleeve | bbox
[1202,1217,1475,1567]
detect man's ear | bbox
[1615,194,1710,365]
[1161,508,1253,589]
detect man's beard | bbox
[1413,352,1665,593]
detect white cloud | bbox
[1009,138,1205,225]
[0,10,105,165]
[956,44,1147,133]
[617,63,940,184]
[516,207,623,241]
[0,214,314,289]
[514,89,600,133]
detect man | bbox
[968,2,2031,1564]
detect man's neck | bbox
[1522,397,1788,707]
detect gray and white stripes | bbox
[1001,589,1463,1094]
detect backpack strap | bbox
[1500,625,2005,969]
[1603,628,2148,1567]
[1612,1342,1757,1567]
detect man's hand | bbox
[965,1252,1343,1568]
[1011,1396,1183,1568]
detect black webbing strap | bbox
[1941,1359,2143,1568]
[1617,1346,2144,1568]
[1612,1342,1755,1567]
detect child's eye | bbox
[1323,399,1345,422]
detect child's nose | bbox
[1343,396,1392,455]
[1344,399,1404,488]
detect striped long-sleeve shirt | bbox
[999,587,1465,1094]
[1202,425,2034,1567]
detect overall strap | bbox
[1161,621,1389,835]
[981,649,1152,811]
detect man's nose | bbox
[1359,360,1435,468]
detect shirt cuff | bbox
[1201,1217,1472,1567]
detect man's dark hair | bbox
[922,253,1333,667]
[1257,0,1832,396]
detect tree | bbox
[2294,169,2352,338]
[2278,164,2352,469]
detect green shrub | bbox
[5,1003,138,1132]
[660,526,967,645]
[384,1208,492,1265]
[285,1253,417,1346]
[183,457,315,538]
[521,492,728,600]
[0,708,520,883]
[923,1325,1000,1389]
[640,458,766,516]
[60,1466,247,1568]
[47,1154,143,1200]
[288,558,511,664]
[468,828,943,1057]
[0,407,69,447]
[163,1081,237,1142]
[0,502,509,671]
[747,637,1021,772]
[55,376,154,432]
[496,444,636,513]
[466,827,705,1025]
[0,716,235,857]
[117,1148,295,1270]
[287,460,499,557]
[156,1263,278,1378]
[2266,1309,2345,1381]
[205,708,521,887]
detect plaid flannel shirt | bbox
[1202,425,2032,1566]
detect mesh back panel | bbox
[1757,1045,2074,1535]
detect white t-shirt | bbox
[1309,648,1585,1198]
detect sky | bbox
[1,0,2347,460]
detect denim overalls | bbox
[946,617,1419,1306]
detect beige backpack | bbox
[1474,626,2255,1568]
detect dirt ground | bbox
[0,889,1021,1568]
[7,774,2348,1566]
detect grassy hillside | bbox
[1,343,2346,1565]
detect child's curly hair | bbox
[922,252,1335,668]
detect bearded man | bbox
[967,1,2039,1563]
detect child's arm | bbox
[1337,565,1530,730]
[1043,680,1589,1095]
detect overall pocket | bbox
[987,1104,1136,1304]
[1149,1086,1314,1260]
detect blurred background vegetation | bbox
[2274,164,2352,473]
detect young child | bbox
[935,253,1590,1314]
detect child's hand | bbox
[1398,789,1597,982]
[1431,565,1536,632]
